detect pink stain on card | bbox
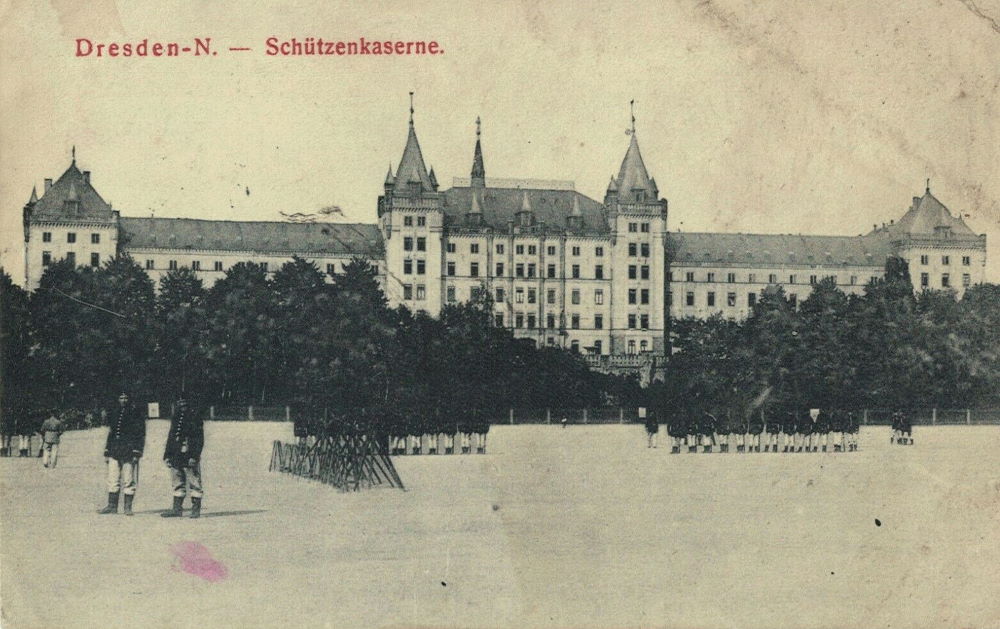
[169,541,228,582]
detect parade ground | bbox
[2,422,999,629]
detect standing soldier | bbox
[161,398,205,519]
[899,410,913,445]
[765,409,782,453]
[715,410,730,454]
[685,411,698,453]
[748,411,764,453]
[666,410,684,454]
[829,409,845,452]
[644,410,658,448]
[99,392,146,516]
[699,411,716,453]
[293,413,310,449]
[890,411,901,445]
[846,410,860,451]
[799,409,814,452]
[815,409,830,452]
[40,411,65,468]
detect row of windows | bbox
[402,216,427,227]
[41,232,101,244]
[920,272,971,288]
[410,259,652,281]
[139,260,350,275]
[920,254,971,266]
[490,286,612,305]
[499,312,652,331]
[627,222,652,233]
[672,271,875,286]
[444,243,611,257]
[680,291,755,308]
[41,252,100,267]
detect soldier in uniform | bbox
[748,411,764,453]
[829,409,845,452]
[666,410,684,454]
[815,409,830,452]
[475,417,490,454]
[99,392,146,516]
[684,411,698,453]
[765,409,782,453]
[644,411,658,448]
[39,412,64,468]
[715,410,730,453]
[161,398,205,519]
[293,413,310,449]
[699,411,716,453]
[899,409,913,445]
[846,410,860,451]
[890,411,901,445]
[799,409,813,452]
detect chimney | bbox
[44,178,53,192]
[82,171,91,184]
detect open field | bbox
[2,422,999,629]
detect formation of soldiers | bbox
[292,413,491,455]
[664,408,861,453]
[890,411,914,445]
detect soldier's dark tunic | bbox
[161,402,206,518]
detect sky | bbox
[2,0,998,283]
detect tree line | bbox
[651,258,1000,420]
[0,256,641,428]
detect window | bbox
[628,222,638,233]
[327,263,335,275]
[404,237,413,251]
[415,285,426,300]
[528,245,537,255]
[527,288,537,304]
[748,273,756,283]
[191,260,200,271]
[707,272,716,282]
[168,260,177,270]
[91,233,100,244]
[962,273,971,287]
[595,246,604,257]
[527,314,536,329]
[850,276,857,285]
[571,289,581,305]
[403,216,413,226]
[515,314,524,329]
[42,251,52,266]
[809,275,818,285]
[748,292,757,307]
[727,272,736,283]
[417,237,426,252]
[594,315,603,329]
[67,232,76,243]
[547,246,556,255]
[920,254,929,265]
[941,273,950,288]
[595,289,604,305]
[403,284,413,300]
[942,255,950,265]
[786,274,794,284]
[547,264,556,278]
[495,313,504,327]
[470,243,479,254]
[447,262,456,276]
[447,242,456,253]
[470,263,479,277]
[628,243,637,257]
[496,244,505,254]
[707,292,716,307]
[214,261,223,272]
[261,262,268,272]
[642,223,651,233]
[640,315,649,329]
[962,256,971,266]
[641,289,650,305]
[640,243,650,257]
[496,262,505,276]
[516,264,525,278]
[403,259,412,274]
[515,288,525,303]
[416,216,426,227]
[627,340,636,354]
[686,291,694,306]
[628,314,637,329]
[629,265,637,279]
[640,266,649,280]
[571,314,580,329]
[447,286,456,303]
[527,264,536,278]
[42,232,52,242]
[496,288,505,303]
[685,271,695,282]
[416,260,425,275]
[628,289,637,304]
[727,292,736,307]
[571,246,580,256]
[516,245,524,255]
[146,259,155,270]
[789,294,798,308]
[571,340,580,354]
[546,289,556,305]
[547,314,556,329]
[572,264,580,279]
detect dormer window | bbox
[635,190,646,202]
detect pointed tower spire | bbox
[28,185,38,204]
[629,99,636,135]
[615,131,656,203]
[926,178,931,194]
[409,91,414,126]
[428,166,438,190]
[384,164,395,186]
[71,145,76,165]
[471,116,486,186]
[394,93,434,192]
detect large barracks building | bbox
[21,109,988,377]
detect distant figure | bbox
[899,410,913,445]
[644,413,658,448]
[99,392,146,516]
[1,408,15,456]
[161,398,205,519]
[561,416,568,429]
[39,412,64,468]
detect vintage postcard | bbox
[1,1,998,628]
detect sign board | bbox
[148,402,160,419]
[638,407,647,419]
[809,408,820,420]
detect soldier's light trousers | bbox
[168,460,203,499]
[107,457,139,494]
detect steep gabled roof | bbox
[615,133,657,202]
[442,186,608,234]
[29,162,115,223]
[119,217,384,257]
[887,191,978,237]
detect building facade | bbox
[20,112,989,376]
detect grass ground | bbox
[2,422,998,628]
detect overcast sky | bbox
[2,0,998,282]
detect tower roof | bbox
[471,117,485,180]
[884,190,978,238]
[29,160,115,223]
[615,133,657,202]
[394,122,434,191]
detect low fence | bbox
[861,408,1000,426]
